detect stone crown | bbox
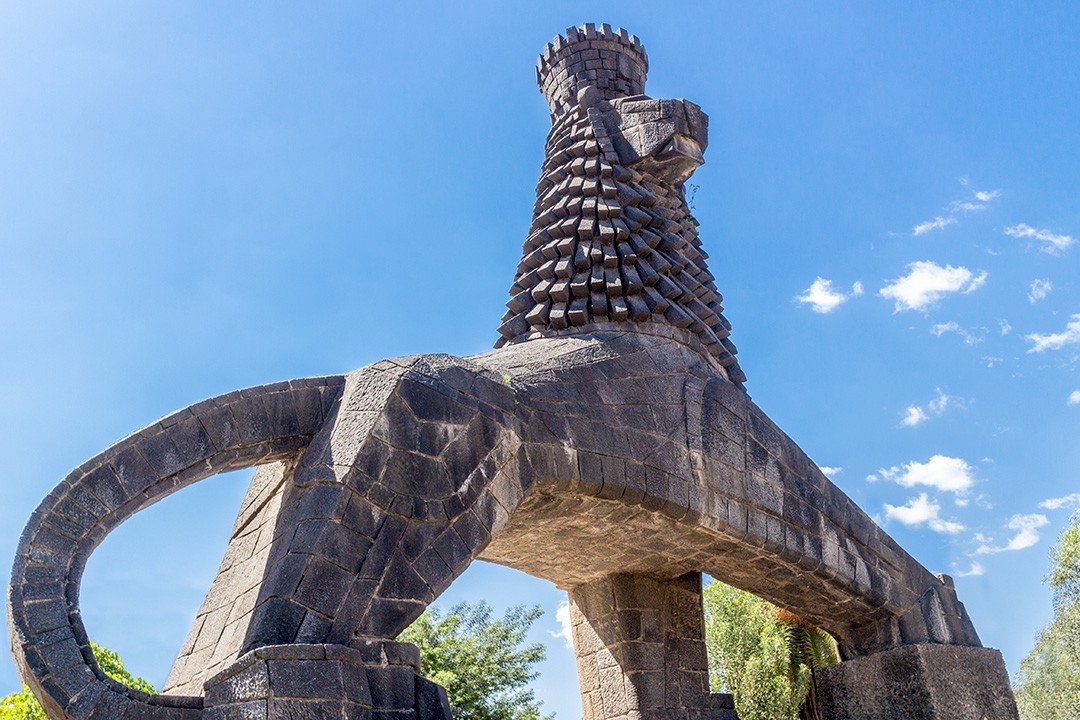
[536,23,649,117]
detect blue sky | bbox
[1,3,1078,717]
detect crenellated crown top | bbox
[536,23,649,118]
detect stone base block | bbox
[815,644,1019,720]
[202,643,451,720]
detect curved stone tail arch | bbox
[7,377,345,720]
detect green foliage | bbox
[400,601,551,720]
[779,611,839,720]
[783,622,839,678]
[1047,513,1080,610]
[1016,512,1080,719]
[0,642,155,720]
[703,580,837,720]
[0,686,41,720]
[87,643,156,696]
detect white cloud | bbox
[954,561,985,577]
[903,388,962,426]
[901,406,929,427]
[880,261,987,312]
[913,216,957,236]
[1069,391,1080,406]
[975,514,1049,554]
[876,455,976,494]
[928,391,954,415]
[549,599,574,650]
[884,494,966,534]
[796,278,864,314]
[930,321,984,346]
[819,466,843,478]
[1040,493,1080,511]
[950,190,1000,213]
[999,320,1012,336]
[1005,224,1076,255]
[1028,278,1053,304]
[1026,314,1080,353]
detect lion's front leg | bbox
[168,354,524,693]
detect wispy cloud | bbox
[819,466,843,478]
[953,561,985,577]
[913,216,957,236]
[975,514,1049,554]
[1005,224,1076,255]
[900,388,960,427]
[999,320,1012,336]
[1040,493,1080,511]
[1026,314,1080,352]
[549,599,574,650]
[949,189,1001,213]
[931,321,985,345]
[868,455,976,494]
[1069,390,1080,406]
[879,261,987,312]
[1028,278,1053,304]
[796,278,864,314]
[884,493,966,534]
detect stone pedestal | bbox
[814,644,1019,720]
[568,572,738,720]
[202,643,451,720]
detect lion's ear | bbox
[576,84,602,110]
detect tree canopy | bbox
[1015,511,1080,719]
[703,579,837,720]
[400,601,551,720]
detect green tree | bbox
[703,580,837,720]
[400,601,551,720]
[1016,511,1080,719]
[0,642,155,720]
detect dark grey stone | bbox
[294,558,353,618]
[816,644,1020,720]
[246,598,308,648]
[415,676,453,720]
[366,666,414,710]
[266,659,343,699]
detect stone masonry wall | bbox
[166,462,291,695]
[570,573,737,720]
